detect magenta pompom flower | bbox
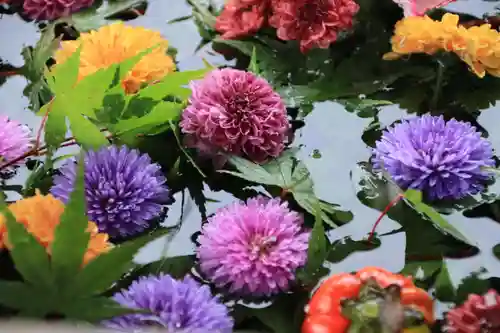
[180,68,289,165]
[0,116,32,168]
[373,115,495,201]
[22,0,94,20]
[197,196,310,296]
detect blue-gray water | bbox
[1,0,500,310]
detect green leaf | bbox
[244,292,309,333]
[62,297,140,322]
[72,228,170,296]
[136,68,212,101]
[46,46,82,95]
[0,193,53,289]
[112,102,183,137]
[43,100,67,150]
[69,0,146,31]
[248,47,260,75]
[494,243,500,260]
[297,200,328,284]
[434,260,456,302]
[328,236,381,263]
[0,281,49,312]
[403,189,472,246]
[51,156,90,285]
[65,107,109,149]
[222,152,353,227]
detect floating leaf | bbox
[434,260,456,302]
[328,236,381,263]
[69,0,147,31]
[221,152,353,227]
[297,200,329,284]
[403,189,472,246]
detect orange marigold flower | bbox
[54,22,175,94]
[0,192,111,264]
[384,13,500,79]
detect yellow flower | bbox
[383,15,445,60]
[0,192,111,265]
[384,13,500,79]
[54,22,176,94]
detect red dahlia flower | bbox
[215,0,269,39]
[269,0,360,53]
[446,289,500,333]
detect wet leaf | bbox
[403,190,472,246]
[222,152,353,227]
[328,236,381,263]
[297,200,328,284]
[434,260,456,302]
[69,0,146,31]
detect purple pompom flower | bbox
[180,68,290,165]
[197,196,310,296]
[22,0,94,21]
[0,115,32,168]
[373,115,495,201]
[51,145,171,238]
[103,274,234,333]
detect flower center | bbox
[227,94,252,119]
[299,1,325,23]
[250,235,277,257]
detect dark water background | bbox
[1,0,500,310]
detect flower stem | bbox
[431,60,445,110]
[367,193,404,242]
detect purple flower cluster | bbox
[104,274,233,332]
[23,0,94,20]
[51,145,171,238]
[180,68,290,165]
[0,115,32,171]
[197,196,310,296]
[373,115,495,200]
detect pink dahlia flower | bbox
[392,0,456,17]
[269,0,360,53]
[446,289,500,333]
[180,68,289,165]
[215,0,268,39]
[23,0,94,21]
[0,116,32,168]
[197,196,310,296]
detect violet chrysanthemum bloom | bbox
[22,0,94,20]
[180,68,289,165]
[373,115,495,201]
[197,196,310,296]
[103,274,234,333]
[51,145,171,239]
[0,115,32,167]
